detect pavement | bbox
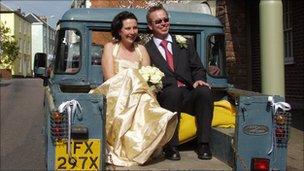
[0,79,12,87]
[287,127,304,171]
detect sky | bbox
[2,0,72,28]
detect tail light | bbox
[274,111,291,147]
[50,111,88,141]
[52,111,63,123]
[275,114,286,125]
[51,126,64,137]
[251,158,270,171]
[50,111,67,141]
[275,128,285,137]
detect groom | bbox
[145,5,214,161]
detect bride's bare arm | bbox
[139,45,151,66]
[102,43,115,80]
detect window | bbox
[54,29,81,74]
[22,40,25,53]
[28,41,30,54]
[19,20,22,33]
[90,30,111,65]
[89,30,223,76]
[44,27,47,37]
[207,34,226,77]
[18,38,21,52]
[24,25,27,35]
[283,0,294,64]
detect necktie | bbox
[160,40,174,71]
[160,40,184,87]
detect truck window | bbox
[90,30,112,66]
[54,29,81,74]
[91,43,103,65]
[207,34,226,77]
[90,30,196,66]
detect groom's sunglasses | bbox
[152,17,169,25]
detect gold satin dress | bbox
[90,44,177,167]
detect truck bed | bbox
[110,151,231,170]
[107,127,234,170]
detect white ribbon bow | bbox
[58,99,82,159]
[267,96,291,114]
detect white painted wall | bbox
[31,22,44,71]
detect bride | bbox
[90,11,177,167]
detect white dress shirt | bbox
[153,34,173,60]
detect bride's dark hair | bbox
[111,11,140,42]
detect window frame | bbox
[53,28,82,74]
[283,0,294,65]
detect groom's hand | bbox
[193,80,211,89]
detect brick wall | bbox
[90,0,147,8]
[0,69,12,79]
[248,1,261,93]
[284,1,304,108]
[245,0,304,108]
[89,0,148,48]
[216,0,250,90]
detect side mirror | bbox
[34,53,47,77]
[34,53,48,86]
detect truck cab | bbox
[35,8,291,171]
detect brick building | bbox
[90,0,147,8]
[216,0,303,110]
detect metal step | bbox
[211,127,235,168]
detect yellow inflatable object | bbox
[178,100,236,144]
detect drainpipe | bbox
[259,0,285,96]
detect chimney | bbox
[39,16,47,23]
[16,7,21,13]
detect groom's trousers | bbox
[157,86,214,147]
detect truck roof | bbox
[60,8,222,27]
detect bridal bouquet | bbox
[139,66,164,93]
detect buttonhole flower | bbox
[176,35,188,49]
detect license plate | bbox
[55,139,100,170]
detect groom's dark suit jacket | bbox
[146,36,214,145]
[145,36,207,90]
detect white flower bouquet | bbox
[139,66,165,93]
[176,35,188,48]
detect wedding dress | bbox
[90,43,177,166]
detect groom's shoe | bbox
[163,146,181,160]
[196,143,212,160]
